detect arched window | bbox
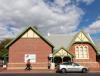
[83,46,88,58]
[75,46,79,58]
[75,45,89,59]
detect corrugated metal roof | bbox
[94,41,100,48]
[45,34,100,53]
[45,34,74,50]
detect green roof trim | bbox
[97,48,100,51]
[53,47,74,58]
[96,48,100,54]
[5,26,54,48]
[67,30,98,54]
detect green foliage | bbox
[0,38,12,57]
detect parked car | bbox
[56,62,88,73]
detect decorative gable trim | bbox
[21,29,39,38]
[68,30,98,54]
[5,26,54,48]
[53,47,74,58]
[73,30,94,44]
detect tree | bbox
[0,38,12,58]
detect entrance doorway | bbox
[63,56,71,62]
[54,56,62,67]
[54,56,62,63]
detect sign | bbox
[24,54,36,63]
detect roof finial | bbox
[48,32,50,36]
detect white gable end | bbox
[22,29,39,38]
[75,32,89,42]
[53,48,73,58]
[54,49,68,56]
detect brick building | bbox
[6,26,54,69]
[48,31,100,71]
[68,31,99,70]
[5,26,100,70]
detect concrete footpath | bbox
[0,68,100,74]
[0,69,55,74]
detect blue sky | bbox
[76,0,100,40]
[78,0,100,29]
[0,0,100,41]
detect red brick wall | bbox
[69,43,96,62]
[8,38,53,69]
[69,43,100,70]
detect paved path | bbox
[0,73,100,76]
[0,69,55,74]
[0,68,100,74]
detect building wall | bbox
[8,38,52,69]
[69,43,100,70]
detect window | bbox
[63,62,72,65]
[75,45,89,59]
[73,63,80,66]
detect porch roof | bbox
[53,47,74,58]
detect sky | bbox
[0,0,100,41]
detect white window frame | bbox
[75,45,89,59]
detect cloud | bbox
[52,0,71,7]
[76,0,95,5]
[82,0,95,5]
[85,20,100,34]
[0,0,96,39]
[0,0,86,39]
[97,16,100,20]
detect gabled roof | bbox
[94,41,100,54]
[53,47,74,58]
[67,30,98,54]
[5,26,54,48]
[45,31,100,54]
[45,34,74,50]
[94,41,100,48]
[70,30,95,44]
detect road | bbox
[0,73,100,76]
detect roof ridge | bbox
[5,25,54,48]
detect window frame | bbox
[75,45,89,59]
